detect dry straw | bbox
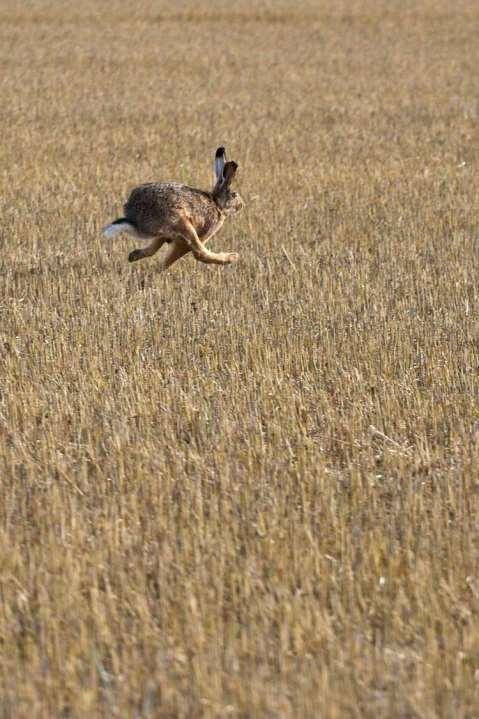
[0,0,478,716]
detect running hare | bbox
[103,147,244,270]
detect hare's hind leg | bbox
[158,225,223,271]
[129,237,165,263]
[158,239,190,270]
[176,216,238,266]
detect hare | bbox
[103,147,244,270]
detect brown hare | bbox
[103,147,244,270]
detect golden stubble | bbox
[0,1,478,716]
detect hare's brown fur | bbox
[124,183,222,239]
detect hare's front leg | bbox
[175,215,238,266]
[128,237,165,263]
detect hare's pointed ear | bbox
[221,160,238,188]
[214,147,226,181]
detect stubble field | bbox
[1,1,479,717]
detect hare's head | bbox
[212,147,244,216]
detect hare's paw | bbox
[128,249,144,263]
[227,252,240,263]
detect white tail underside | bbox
[103,221,137,239]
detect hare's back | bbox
[123,183,176,235]
[124,183,219,238]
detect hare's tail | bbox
[103,217,138,238]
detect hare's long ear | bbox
[214,147,226,181]
[221,160,238,188]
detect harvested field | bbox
[0,1,478,716]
